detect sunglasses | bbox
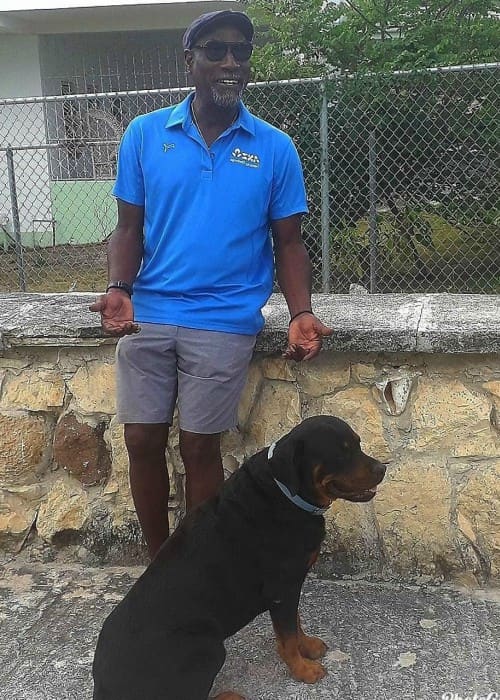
[193,40,253,63]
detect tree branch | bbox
[342,0,381,31]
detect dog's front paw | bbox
[289,658,327,684]
[299,634,327,660]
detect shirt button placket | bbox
[201,149,214,180]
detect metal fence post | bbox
[368,131,378,294]
[6,146,26,292]
[319,81,330,293]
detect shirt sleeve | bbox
[112,117,145,206]
[269,136,309,221]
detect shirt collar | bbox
[165,92,255,136]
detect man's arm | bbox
[272,215,332,361]
[89,199,144,336]
[272,214,313,317]
[107,199,144,283]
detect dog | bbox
[92,415,386,700]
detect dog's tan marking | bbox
[273,620,327,683]
[306,548,320,570]
[312,465,335,506]
[297,613,328,660]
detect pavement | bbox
[0,562,498,700]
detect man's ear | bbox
[269,435,305,496]
[184,49,193,73]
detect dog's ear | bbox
[269,435,305,496]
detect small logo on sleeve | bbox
[230,147,260,168]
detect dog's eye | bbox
[343,439,361,453]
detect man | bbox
[91,10,332,559]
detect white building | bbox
[0,0,240,97]
[0,0,239,250]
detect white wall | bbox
[0,35,52,247]
[0,35,42,98]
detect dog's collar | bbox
[273,479,329,516]
[268,443,329,516]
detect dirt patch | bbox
[0,243,107,293]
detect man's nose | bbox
[221,49,240,68]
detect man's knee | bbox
[179,431,221,467]
[124,423,169,460]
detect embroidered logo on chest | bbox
[163,143,176,153]
[230,147,260,168]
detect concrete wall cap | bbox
[0,292,499,354]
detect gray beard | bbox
[211,85,243,109]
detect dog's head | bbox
[268,415,386,508]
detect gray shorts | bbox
[115,323,256,434]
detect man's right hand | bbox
[89,289,141,336]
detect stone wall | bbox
[0,293,499,585]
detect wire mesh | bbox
[0,64,498,293]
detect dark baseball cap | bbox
[182,10,254,50]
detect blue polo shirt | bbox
[112,93,308,334]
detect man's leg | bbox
[176,328,256,510]
[179,431,224,509]
[115,324,178,559]
[124,422,170,558]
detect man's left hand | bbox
[283,313,333,362]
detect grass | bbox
[1,234,498,295]
[0,243,108,293]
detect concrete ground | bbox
[0,562,498,700]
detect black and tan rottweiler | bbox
[93,415,386,700]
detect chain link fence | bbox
[0,63,498,293]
